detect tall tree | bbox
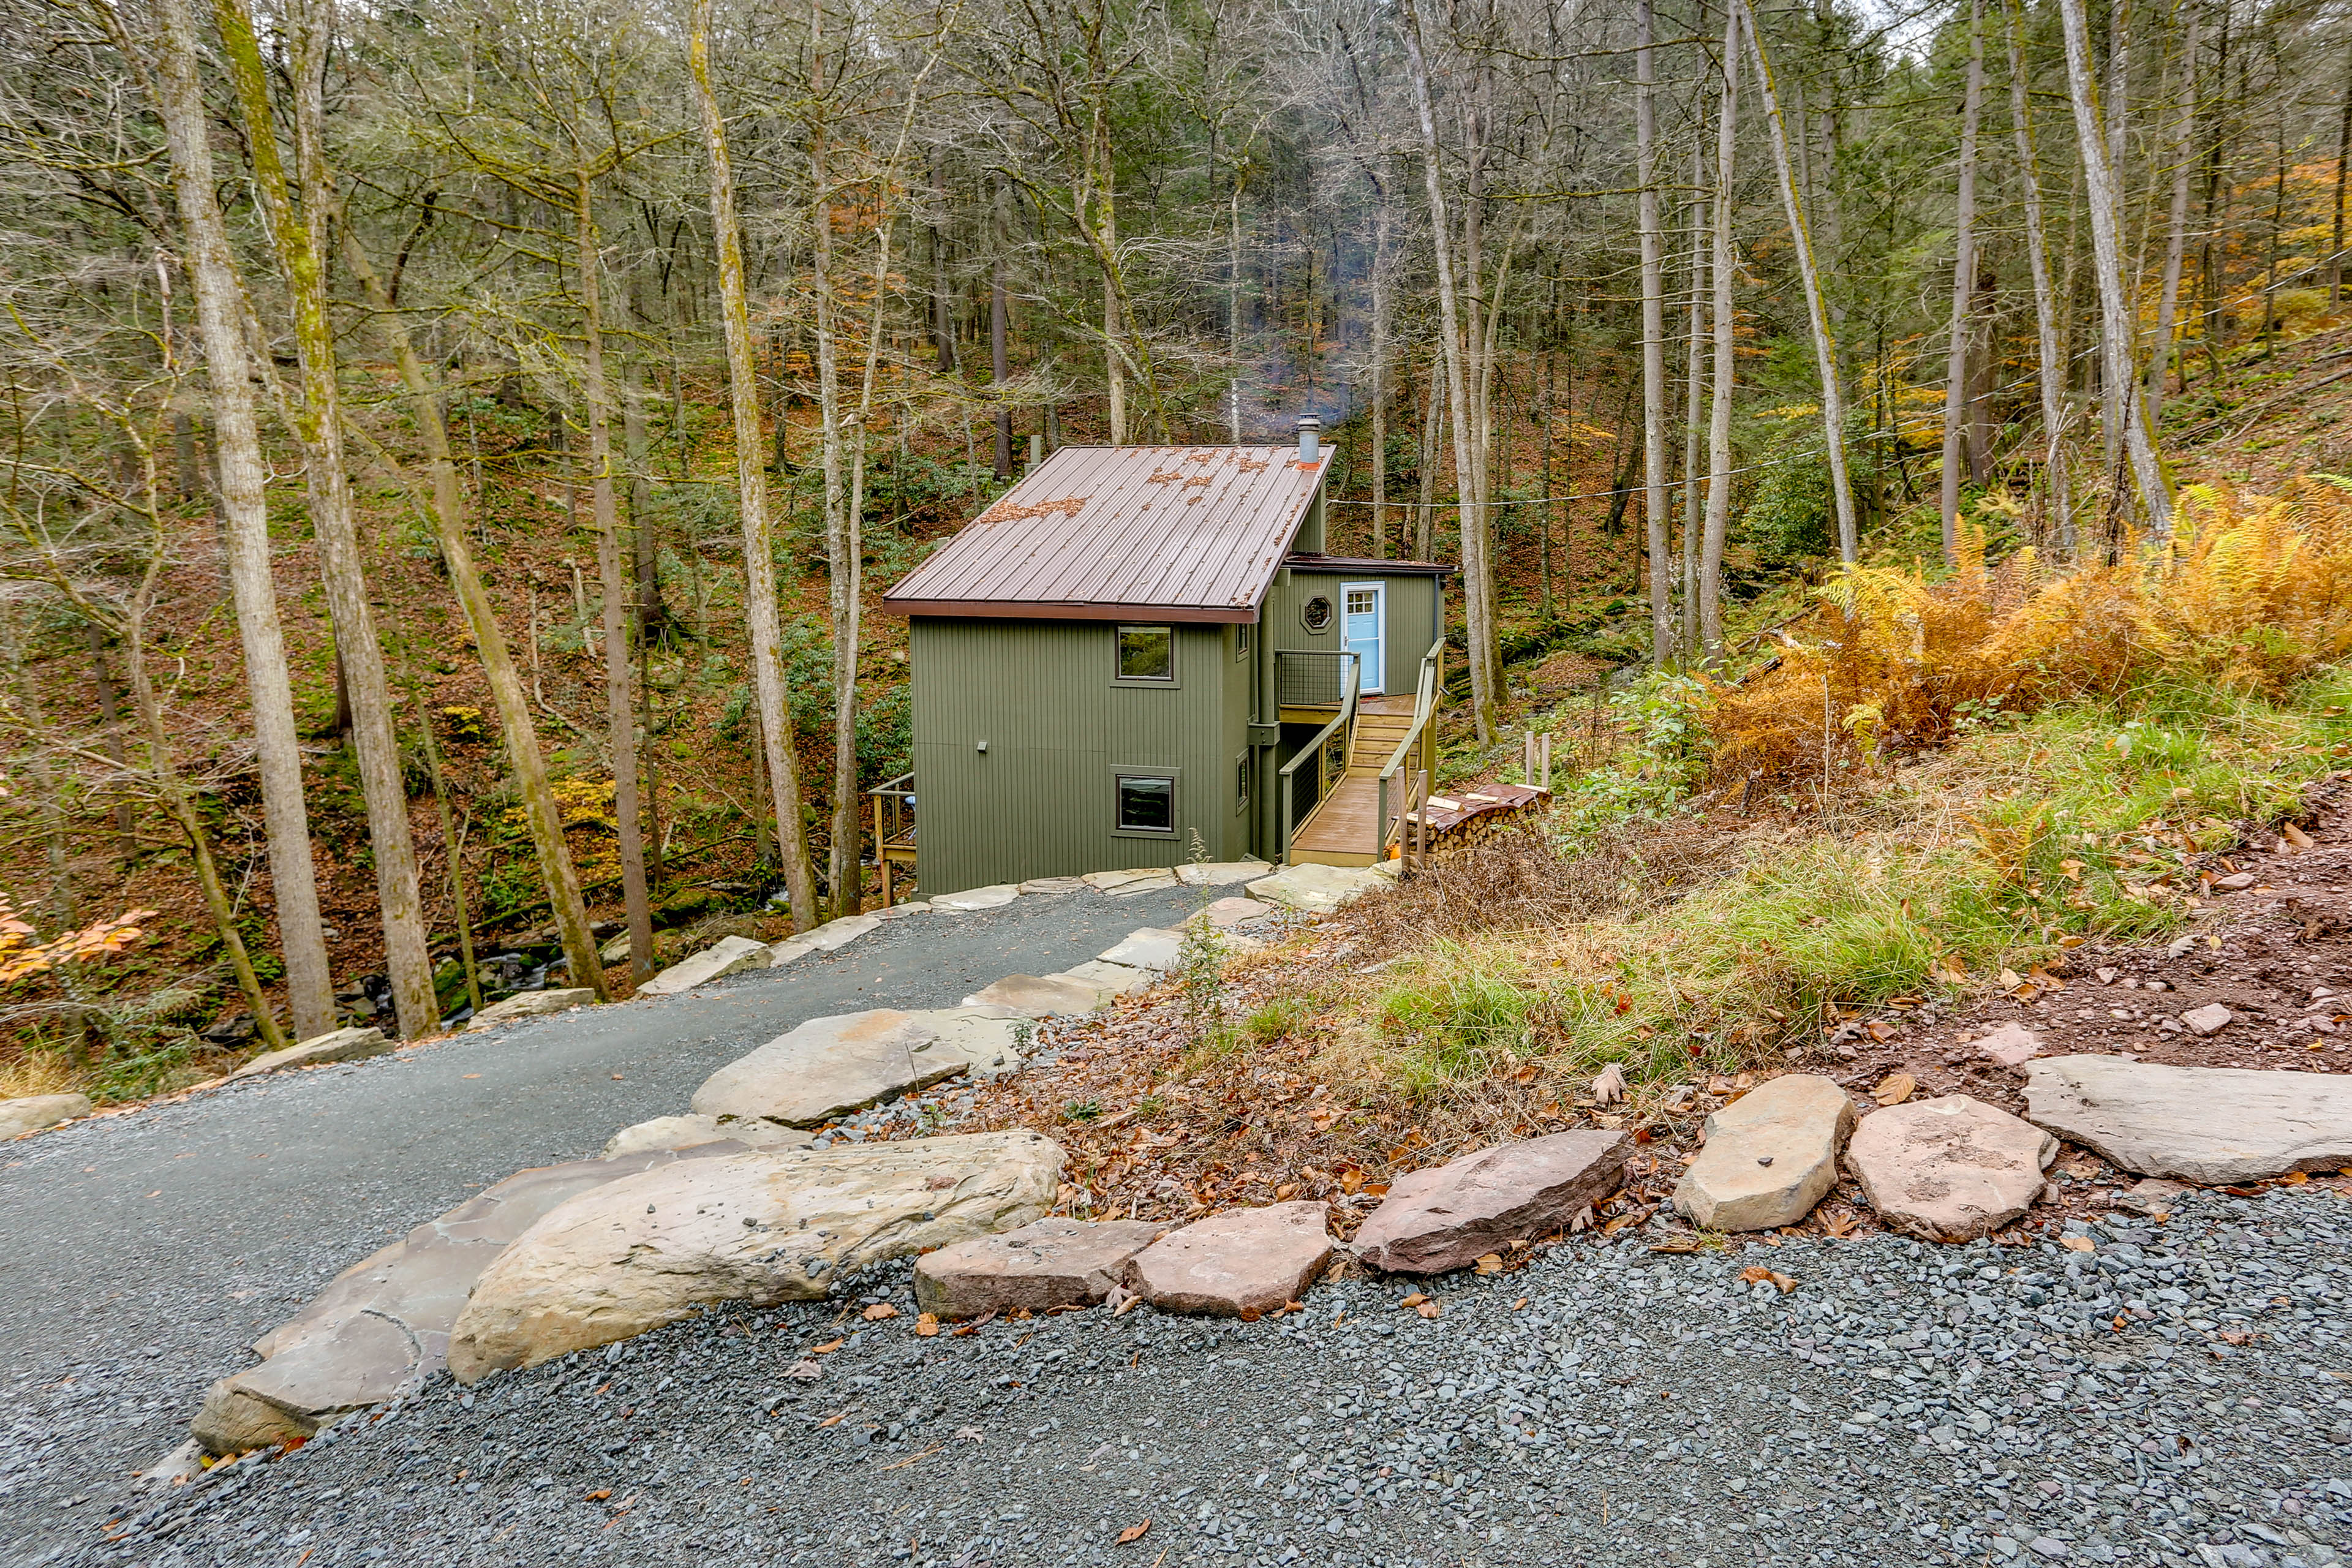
[214,0,437,1038]
[688,0,820,928]
[1938,0,1985,565]
[1637,0,1672,663]
[140,0,334,1039]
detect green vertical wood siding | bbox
[910,618,1251,895]
[1267,570,1441,695]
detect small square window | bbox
[1117,625,1174,681]
[1117,775,1175,834]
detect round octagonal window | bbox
[1301,595,1333,632]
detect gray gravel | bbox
[0,886,1205,1567]
[52,1187,2352,1568]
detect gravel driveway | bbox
[51,1188,2352,1568]
[0,886,1204,1567]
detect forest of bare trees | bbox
[4,0,2350,1094]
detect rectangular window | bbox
[1116,774,1176,834]
[1115,625,1174,682]
[1235,752,1250,813]
[1235,622,1252,662]
[1346,587,1377,617]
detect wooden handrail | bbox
[1376,639,1447,866]
[1278,654,1359,862]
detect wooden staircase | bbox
[1287,696,1418,867]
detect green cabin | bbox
[880,421,1450,899]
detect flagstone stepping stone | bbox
[768,914,882,967]
[1845,1095,2056,1242]
[1673,1074,1855,1232]
[1053,959,1155,996]
[635,934,771,997]
[1353,1131,1631,1273]
[875,900,932,918]
[1200,897,1275,929]
[692,1008,974,1128]
[932,884,1020,912]
[190,1146,736,1453]
[900,1006,1028,1077]
[227,1027,392,1082]
[1175,860,1274,887]
[913,1217,1167,1317]
[1082,867,1176,894]
[600,1114,813,1158]
[446,1129,1063,1379]
[0,1093,89,1137]
[1246,862,1387,913]
[1098,927,1185,972]
[964,973,1109,1017]
[1125,1202,1333,1317]
[1019,876,1088,894]
[466,988,597,1031]
[2024,1054,2352,1183]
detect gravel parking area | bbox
[0,886,1204,1567]
[72,1187,2352,1568]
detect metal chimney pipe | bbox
[1297,416,1321,464]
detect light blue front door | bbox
[1341,582,1384,695]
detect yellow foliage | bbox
[1707,480,2352,783]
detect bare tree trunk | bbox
[2009,0,2077,556]
[1368,182,1393,559]
[2057,0,2176,536]
[1683,138,1706,657]
[2101,0,2130,476]
[689,0,819,929]
[2147,6,2201,422]
[2334,34,2352,304]
[1702,2,1742,657]
[991,178,1013,479]
[1402,0,1497,741]
[144,0,336,1039]
[215,0,435,1038]
[1229,170,1248,444]
[1741,0,1859,565]
[1939,0,1985,565]
[575,175,654,984]
[929,146,956,375]
[1414,360,1440,562]
[1638,0,1672,664]
[337,233,609,1004]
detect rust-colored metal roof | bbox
[881,445,1330,623]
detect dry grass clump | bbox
[1349,818,1765,960]
[1710,480,2352,786]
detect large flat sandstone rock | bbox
[768,914,882,967]
[965,973,1109,1017]
[1082,867,1175,894]
[445,1130,1063,1379]
[0,1093,89,1137]
[190,1148,732,1453]
[1246,863,1386,913]
[931,884,1019,911]
[900,1007,1028,1076]
[1674,1074,1855,1232]
[1352,1131,1630,1273]
[2024,1055,2352,1183]
[913,1218,1165,1317]
[635,934,771,998]
[1097,927,1186,972]
[1175,860,1273,887]
[466,988,597,1031]
[1125,1202,1333,1316]
[1845,1095,2056,1242]
[600,1114,812,1158]
[692,1008,973,1128]
[228,1027,391,1080]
